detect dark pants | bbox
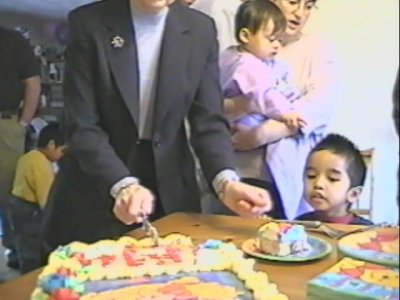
[9,196,42,274]
[0,201,19,269]
[0,199,14,250]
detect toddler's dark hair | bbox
[235,0,286,43]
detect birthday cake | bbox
[307,257,399,300]
[31,234,288,300]
[257,222,311,256]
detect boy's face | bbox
[304,150,361,215]
[47,144,67,162]
[271,0,316,36]
[240,19,282,60]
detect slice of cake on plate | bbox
[258,222,312,256]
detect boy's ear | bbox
[347,186,363,204]
[46,139,56,150]
[238,28,251,44]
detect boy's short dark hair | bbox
[309,134,367,188]
[235,0,287,43]
[37,123,65,148]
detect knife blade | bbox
[141,212,159,246]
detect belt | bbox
[0,110,18,119]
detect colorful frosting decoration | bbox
[307,257,399,300]
[257,222,312,257]
[338,226,399,267]
[31,234,288,300]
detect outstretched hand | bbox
[220,181,272,218]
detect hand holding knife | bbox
[140,211,160,246]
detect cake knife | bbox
[140,212,160,246]
[260,216,321,228]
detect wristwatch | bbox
[110,177,140,199]
[213,170,240,200]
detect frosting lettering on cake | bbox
[31,234,288,300]
[307,257,399,300]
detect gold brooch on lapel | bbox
[111,36,125,48]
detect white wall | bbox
[304,0,399,223]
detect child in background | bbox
[296,134,373,225]
[9,123,67,273]
[221,0,305,131]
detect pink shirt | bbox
[220,46,301,181]
[220,46,300,122]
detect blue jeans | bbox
[9,196,42,274]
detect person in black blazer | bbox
[42,0,273,254]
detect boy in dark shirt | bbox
[296,134,373,225]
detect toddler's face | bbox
[241,19,282,60]
[304,150,358,214]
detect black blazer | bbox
[42,0,235,248]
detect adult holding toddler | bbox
[227,0,339,220]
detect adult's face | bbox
[271,0,316,36]
[132,0,175,13]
